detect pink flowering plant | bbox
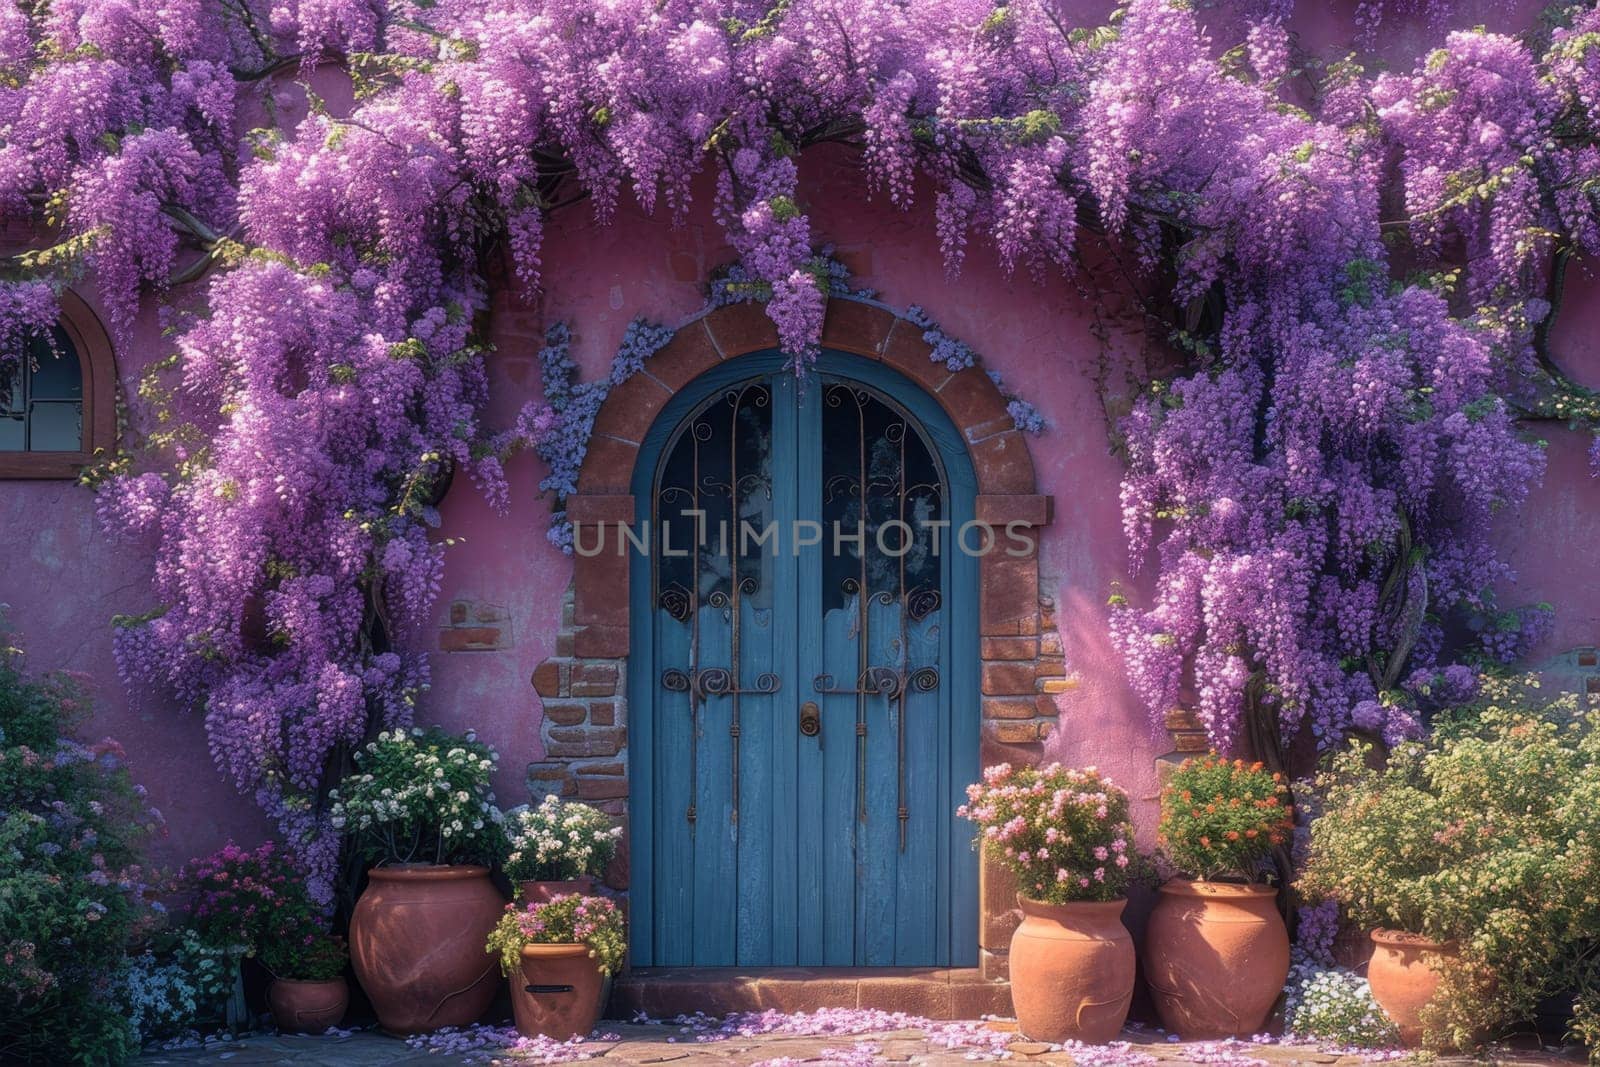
[179,840,320,952]
[485,893,627,978]
[958,763,1141,905]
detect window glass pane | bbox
[28,400,82,451]
[0,414,22,451]
[28,328,82,400]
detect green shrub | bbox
[260,933,347,981]
[118,927,236,1041]
[504,794,622,884]
[1300,676,1600,1054]
[0,635,163,1065]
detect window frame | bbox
[0,290,117,480]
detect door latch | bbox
[799,700,821,737]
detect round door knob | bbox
[799,701,821,737]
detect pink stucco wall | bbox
[2,0,1596,869]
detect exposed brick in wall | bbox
[527,585,631,817]
[437,599,513,652]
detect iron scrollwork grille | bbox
[812,381,946,851]
[652,381,779,829]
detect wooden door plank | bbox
[736,594,778,965]
[654,607,696,964]
[818,599,860,966]
[767,374,802,965]
[858,595,900,966]
[896,610,943,964]
[692,603,737,964]
[793,379,828,965]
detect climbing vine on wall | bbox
[516,318,673,554]
[520,257,1047,552]
[1,0,1598,891]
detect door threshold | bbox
[611,966,1009,1020]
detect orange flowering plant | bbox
[1157,754,1293,882]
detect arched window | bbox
[0,291,116,479]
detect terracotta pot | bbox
[350,864,505,1034]
[517,876,596,904]
[1143,880,1290,1039]
[268,976,349,1034]
[509,944,606,1041]
[1366,929,1459,1047]
[1008,895,1135,1044]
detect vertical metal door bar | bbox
[895,420,910,852]
[728,388,746,826]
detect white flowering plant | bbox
[329,727,506,867]
[503,795,622,883]
[1285,968,1400,1049]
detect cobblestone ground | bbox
[134,1020,1584,1067]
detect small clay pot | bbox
[349,864,505,1034]
[1143,880,1290,1039]
[268,976,349,1034]
[517,876,596,904]
[1366,929,1459,1047]
[1008,895,1135,1044]
[509,944,606,1041]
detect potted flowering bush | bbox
[958,762,1142,1043]
[504,794,623,903]
[486,893,625,1041]
[1144,754,1294,1038]
[1299,737,1472,1047]
[181,840,357,1034]
[330,727,508,1034]
[180,840,314,1030]
[1300,678,1600,1051]
[261,933,349,1034]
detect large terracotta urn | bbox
[350,865,505,1034]
[1143,880,1290,1039]
[267,977,349,1034]
[509,944,606,1041]
[1366,930,1459,1047]
[1008,895,1135,1044]
[517,875,595,905]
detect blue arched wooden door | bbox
[628,350,979,968]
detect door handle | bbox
[799,700,821,737]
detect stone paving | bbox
[134,1020,1585,1067]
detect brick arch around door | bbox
[529,297,1066,1015]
